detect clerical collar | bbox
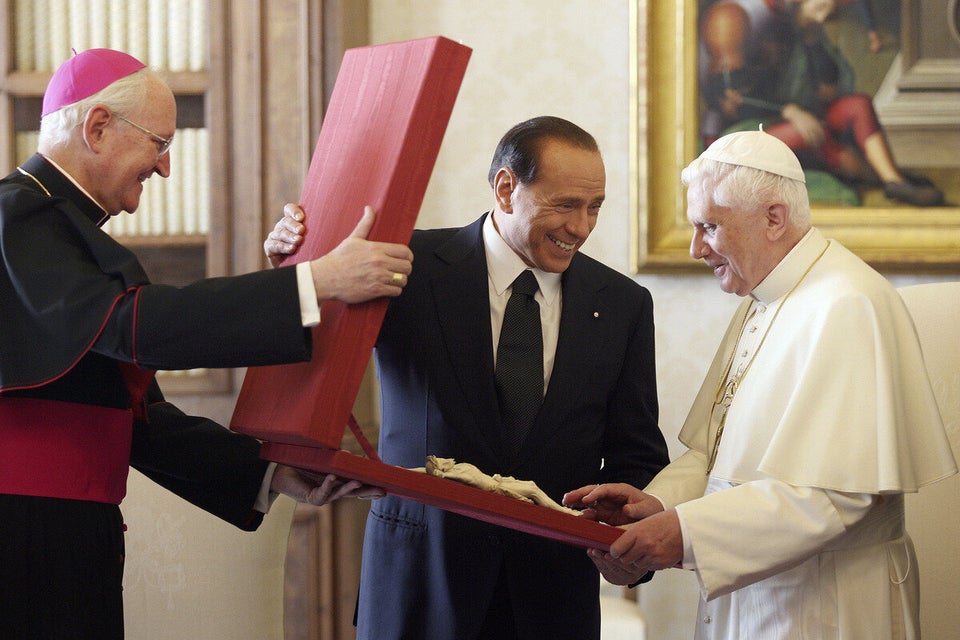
[751,228,829,305]
[482,212,561,307]
[39,154,111,223]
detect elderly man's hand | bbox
[263,203,414,304]
[264,203,309,268]
[563,483,664,526]
[587,509,683,578]
[309,206,413,303]
[586,549,652,586]
[271,464,385,506]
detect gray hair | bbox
[38,68,153,148]
[681,156,812,230]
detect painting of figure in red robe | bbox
[697,0,952,208]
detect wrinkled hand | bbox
[264,203,309,268]
[586,548,651,586]
[586,510,684,583]
[563,483,663,526]
[310,206,414,303]
[609,510,683,569]
[270,464,385,506]
[263,203,414,304]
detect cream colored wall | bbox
[368,1,955,638]
[122,477,295,639]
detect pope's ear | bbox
[493,168,516,213]
[765,202,789,241]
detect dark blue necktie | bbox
[495,270,543,456]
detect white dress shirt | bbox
[482,213,562,393]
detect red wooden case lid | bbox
[231,36,471,447]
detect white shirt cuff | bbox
[296,261,321,327]
[254,461,280,513]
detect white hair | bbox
[681,156,812,230]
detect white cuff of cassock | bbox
[296,261,321,327]
[255,462,281,513]
[675,504,697,569]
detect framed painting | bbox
[630,0,960,272]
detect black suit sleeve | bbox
[600,285,669,488]
[130,382,267,531]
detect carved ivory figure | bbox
[413,456,582,516]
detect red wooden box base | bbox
[261,443,620,551]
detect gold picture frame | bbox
[630,0,960,272]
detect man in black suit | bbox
[267,116,669,639]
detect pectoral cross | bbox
[706,377,738,474]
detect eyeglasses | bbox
[114,113,174,158]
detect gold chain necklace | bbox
[17,167,52,196]
[18,165,110,226]
[705,242,829,474]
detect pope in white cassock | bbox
[564,129,957,639]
